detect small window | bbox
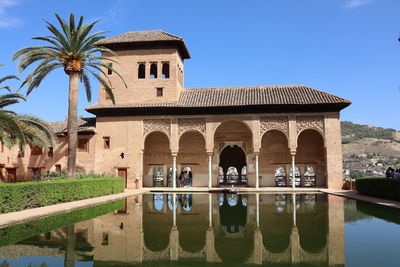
[162,62,170,78]
[32,168,41,177]
[78,138,89,152]
[101,232,109,246]
[48,147,53,157]
[18,149,24,158]
[30,146,42,156]
[55,164,62,172]
[156,88,163,97]
[138,63,145,79]
[150,63,157,79]
[103,137,110,149]
[107,63,113,75]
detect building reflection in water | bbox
[0,193,345,266]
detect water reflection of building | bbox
[68,193,344,266]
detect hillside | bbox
[341,121,400,178]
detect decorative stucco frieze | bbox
[296,115,324,134]
[177,118,206,136]
[260,116,289,136]
[143,119,171,137]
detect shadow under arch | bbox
[143,131,171,187]
[260,194,293,253]
[177,130,208,187]
[296,129,326,187]
[297,194,328,253]
[142,194,172,251]
[177,194,208,252]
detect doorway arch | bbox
[219,145,247,186]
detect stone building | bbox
[0,30,351,189]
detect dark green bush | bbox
[0,200,123,246]
[356,178,400,201]
[0,178,124,213]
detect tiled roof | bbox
[96,30,191,59]
[47,118,96,135]
[86,85,351,112]
[97,30,183,44]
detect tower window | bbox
[162,62,170,78]
[48,147,54,157]
[107,63,113,75]
[103,137,110,149]
[138,63,145,79]
[150,63,157,79]
[78,138,89,152]
[30,146,42,156]
[156,88,163,97]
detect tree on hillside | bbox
[0,64,54,149]
[13,14,126,178]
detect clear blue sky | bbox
[1,0,399,129]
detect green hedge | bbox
[0,199,124,247]
[0,178,124,213]
[356,201,400,225]
[356,178,400,201]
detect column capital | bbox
[171,152,178,157]
[290,150,296,156]
[207,151,213,156]
[254,151,260,156]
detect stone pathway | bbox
[322,189,400,210]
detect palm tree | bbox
[0,65,54,149]
[13,14,125,178]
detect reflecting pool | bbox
[0,193,400,266]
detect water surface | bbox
[0,193,399,266]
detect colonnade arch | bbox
[259,130,291,187]
[177,131,208,187]
[296,129,326,187]
[143,131,171,187]
[213,120,253,187]
[139,115,336,189]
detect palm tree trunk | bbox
[64,224,76,267]
[67,73,79,179]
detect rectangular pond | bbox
[0,193,399,266]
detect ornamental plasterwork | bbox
[143,119,171,137]
[260,116,289,136]
[177,118,206,137]
[296,115,324,134]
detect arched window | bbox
[138,63,145,79]
[162,63,170,78]
[150,63,157,79]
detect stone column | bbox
[291,150,296,189]
[256,193,260,228]
[328,194,345,266]
[208,194,212,227]
[172,153,177,188]
[255,152,260,188]
[290,193,300,264]
[173,193,177,226]
[208,152,213,188]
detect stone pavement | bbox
[322,189,400,210]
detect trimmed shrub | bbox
[0,178,124,213]
[356,178,400,201]
[0,200,123,246]
[356,201,400,225]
